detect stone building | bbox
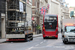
[0,0,6,38]
[48,0,69,32]
[32,0,41,34]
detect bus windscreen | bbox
[44,15,57,31]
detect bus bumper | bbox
[43,34,58,38]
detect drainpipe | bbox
[5,0,7,38]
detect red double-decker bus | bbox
[42,14,58,39]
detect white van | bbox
[62,19,75,44]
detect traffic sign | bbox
[32,17,34,20]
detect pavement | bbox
[33,34,42,38]
[0,39,6,43]
[0,34,42,43]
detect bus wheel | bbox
[25,38,28,42]
[31,37,33,40]
[43,37,46,39]
[55,37,58,39]
[25,35,28,42]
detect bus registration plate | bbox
[49,36,52,37]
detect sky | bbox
[65,0,75,7]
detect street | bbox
[0,33,75,50]
[0,0,75,50]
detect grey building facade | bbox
[0,0,6,38]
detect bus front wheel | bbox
[55,37,58,39]
[43,37,46,39]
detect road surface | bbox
[0,33,75,50]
